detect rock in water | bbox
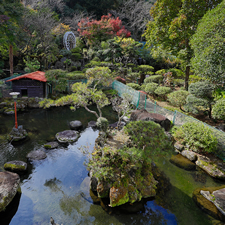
[26,150,47,161]
[7,126,28,144]
[44,141,59,149]
[0,171,20,212]
[56,130,80,143]
[4,160,27,173]
[170,154,196,170]
[69,120,82,130]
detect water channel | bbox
[0,106,224,225]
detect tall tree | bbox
[143,0,222,90]
[0,0,24,75]
[190,0,225,85]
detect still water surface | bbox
[0,106,224,225]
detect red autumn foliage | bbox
[78,14,131,45]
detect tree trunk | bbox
[184,65,190,91]
[9,45,13,76]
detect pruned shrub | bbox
[66,72,86,80]
[167,68,184,78]
[96,117,109,132]
[155,69,166,75]
[124,121,172,161]
[127,72,139,82]
[212,99,225,121]
[144,75,163,84]
[145,83,158,95]
[172,122,218,153]
[127,83,141,90]
[173,79,184,87]
[154,86,172,99]
[168,90,189,110]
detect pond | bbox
[0,106,224,225]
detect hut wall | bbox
[12,79,45,97]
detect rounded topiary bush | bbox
[124,121,172,160]
[168,90,189,109]
[96,117,109,132]
[145,83,158,95]
[154,86,172,98]
[212,99,225,121]
[144,75,163,84]
[127,83,141,90]
[172,122,218,153]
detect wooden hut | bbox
[6,71,49,98]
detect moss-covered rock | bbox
[170,154,196,170]
[56,130,80,143]
[109,182,129,207]
[4,161,27,173]
[43,141,59,149]
[196,155,225,180]
[193,186,225,222]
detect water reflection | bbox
[0,106,223,224]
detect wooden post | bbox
[14,101,18,129]
[9,45,13,76]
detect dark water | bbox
[0,106,224,225]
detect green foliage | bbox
[212,99,225,121]
[85,66,113,88]
[96,117,109,132]
[213,88,225,100]
[190,1,225,84]
[102,89,118,97]
[167,68,185,78]
[168,90,189,110]
[185,81,215,117]
[127,72,139,82]
[88,145,147,184]
[154,86,172,98]
[173,79,184,86]
[143,0,222,89]
[145,83,158,95]
[138,65,154,73]
[59,49,71,58]
[155,69,166,75]
[23,57,40,73]
[172,122,218,153]
[124,121,172,161]
[189,81,215,99]
[66,72,86,80]
[189,74,205,84]
[45,69,67,93]
[126,83,141,90]
[144,75,163,84]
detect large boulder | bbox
[130,109,172,131]
[69,120,83,130]
[26,150,47,161]
[193,186,225,222]
[170,154,196,170]
[196,155,225,180]
[4,160,27,173]
[56,130,80,143]
[0,171,20,212]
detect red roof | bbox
[6,71,47,82]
